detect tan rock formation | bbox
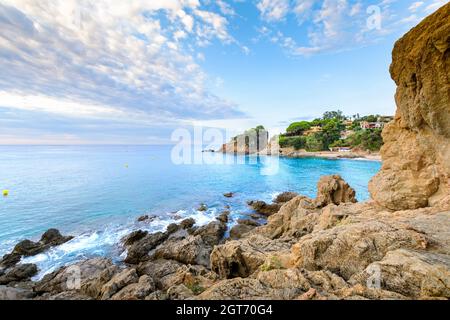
[369,3,450,210]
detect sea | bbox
[0,145,381,279]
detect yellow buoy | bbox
[2,190,9,197]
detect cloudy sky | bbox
[0,0,446,144]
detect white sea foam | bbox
[21,207,218,281]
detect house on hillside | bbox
[360,121,384,130]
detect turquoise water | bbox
[0,145,381,277]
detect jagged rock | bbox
[216,211,230,223]
[197,269,311,300]
[149,220,226,267]
[0,264,37,285]
[350,249,450,299]
[38,291,93,300]
[314,175,357,208]
[137,215,156,222]
[124,232,169,264]
[40,229,73,246]
[167,284,195,300]
[180,218,196,230]
[369,3,450,210]
[237,219,260,227]
[197,204,208,212]
[145,290,168,300]
[136,259,182,290]
[247,200,282,217]
[0,286,36,300]
[290,220,430,280]
[210,235,291,279]
[274,192,299,203]
[100,268,138,300]
[122,230,148,246]
[152,235,212,267]
[255,195,320,239]
[34,258,118,297]
[230,224,256,240]
[111,275,155,300]
[192,221,226,246]
[0,229,73,269]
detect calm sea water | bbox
[0,145,381,278]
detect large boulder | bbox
[110,275,155,300]
[34,258,118,298]
[350,249,450,299]
[100,268,139,300]
[210,235,291,279]
[151,220,227,267]
[290,220,430,280]
[369,3,450,210]
[314,175,357,208]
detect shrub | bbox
[305,134,324,151]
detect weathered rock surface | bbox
[350,249,450,299]
[0,264,38,285]
[247,200,282,217]
[314,175,357,208]
[369,3,450,210]
[210,235,291,279]
[230,224,256,240]
[100,268,139,300]
[34,258,118,298]
[0,286,36,300]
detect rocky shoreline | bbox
[0,3,449,301]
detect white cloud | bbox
[0,0,242,127]
[257,0,290,21]
[408,1,424,12]
[424,0,447,12]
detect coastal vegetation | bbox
[279,111,390,152]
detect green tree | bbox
[321,119,345,149]
[286,121,311,135]
[323,110,345,121]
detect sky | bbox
[0,0,447,144]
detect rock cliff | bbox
[369,3,450,210]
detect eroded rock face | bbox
[369,3,450,210]
[350,249,450,299]
[210,235,291,279]
[315,175,357,208]
[34,258,118,298]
